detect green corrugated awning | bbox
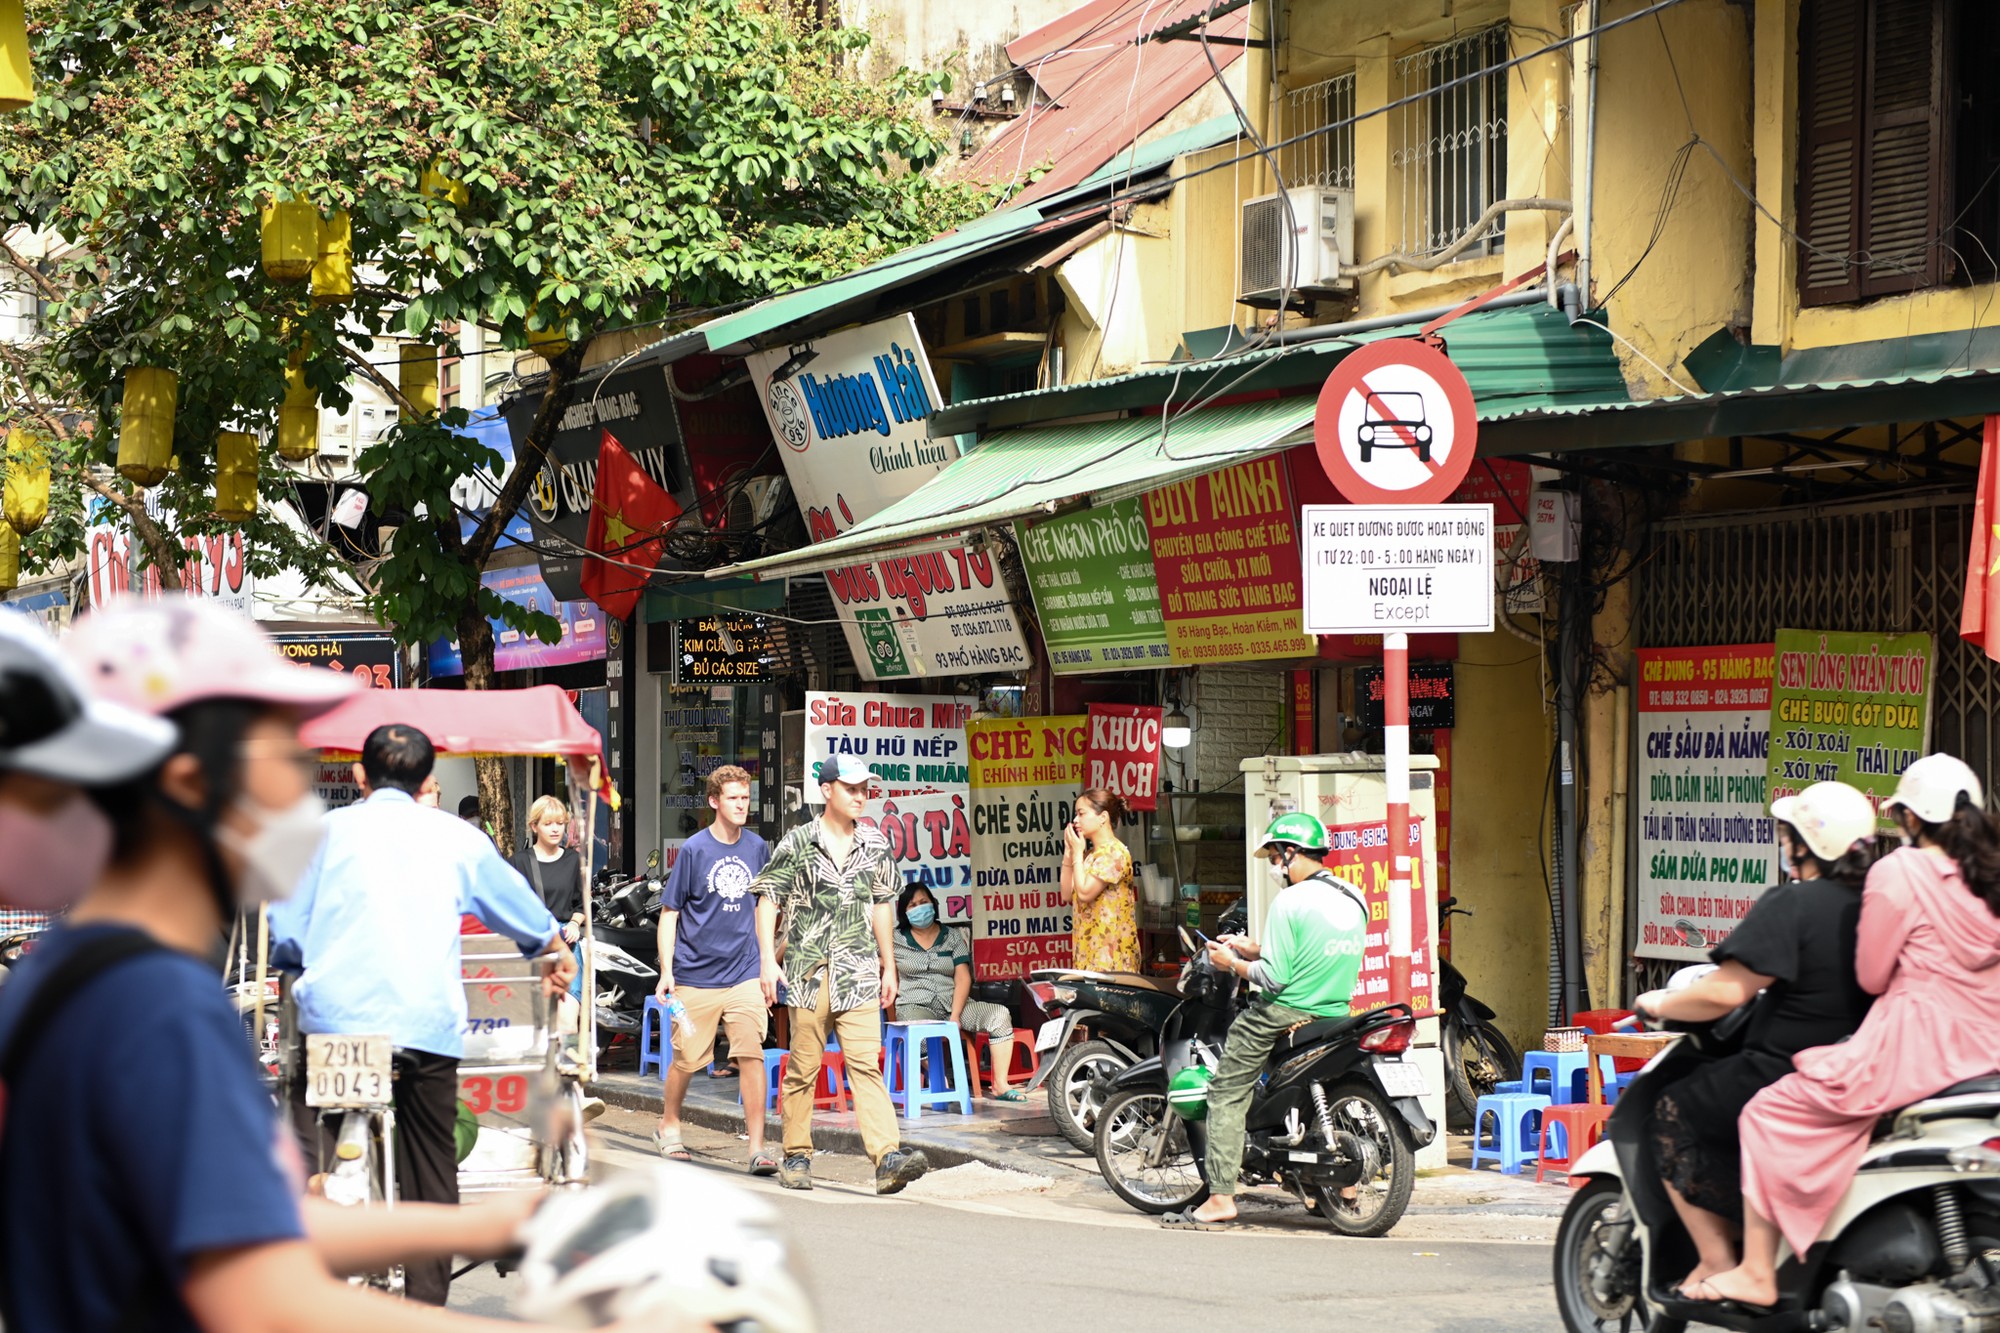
[643,577,787,622]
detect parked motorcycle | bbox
[1022,968,1183,1152]
[1554,1008,2000,1333]
[1437,896,1521,1128]
[588,869,662,1054]
[1092,926,1434,1237]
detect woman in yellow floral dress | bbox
[1060,788,1140,972]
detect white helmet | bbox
[1886,754,1984,826]
[517,1166,817,1332]
[1770,781,1877,863]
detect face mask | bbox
[1267,855,1291,885]
[0,789,113,911]
[215,792,328,905]
[908,903,937,927]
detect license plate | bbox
[1287,1150,1318,1164]
[306,1034,394,1108]
[1375,1058,1426,1099]
[1035,1018,1066,1052]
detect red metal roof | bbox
[964,0,1247,208]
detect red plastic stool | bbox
[1572,1009,1646,1072]
[774,1052,851,1112]
[1537,1104,1613,1183]
[972,1028,1040,1083]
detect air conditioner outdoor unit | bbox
[1239,186,1356,306]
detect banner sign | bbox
[500,364,690,548]
[1017,497,1171,673]
[672,613,771,685]
[1083,703,1163,812]
[966,715,1087,979]
[1322,817,1436,1017]
[85,496,253,616]
[1357,662,1454,729]
[428,565,607,677]
[1769,628,1934,832]
[1144,455,1313,663]
[858,791,972,922]
[1636,644,1775,961]
[746,315,1029,681]
[272,633,403,690]
[803,690,971,802]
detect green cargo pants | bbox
[1203,998,1316,1195]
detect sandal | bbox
[748,1149,781,1177]
[1680,1278,1777,1315]
[992,1087,1029,1103]
[651,1128,693,1163]
[1158,1208,1232,1231]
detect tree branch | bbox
[338,343,420,418]
[78,469,184,592]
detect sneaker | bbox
[777,1155,814,1191]
[874,1149,930,1195]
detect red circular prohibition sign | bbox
[1313,338,1479,505]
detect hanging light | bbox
[1163,708,1192,749]
[0,0,31,114]
[117,366,177,487]
[214,430,259,522]
[260,200,318,283]
[0,521,18,592]
[277,368,318,462]
[399,343,438,417]
[420,161,469,208]
[311,209,353,305]
[2,426,47,536]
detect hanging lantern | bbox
[420,161,469,208]
[311,209,352,306]
[117,366,177,487]
[0,521,18,593]
[3,427,48,536]
[260,201,317,283]
[528,308,571,360]
[399,343,438,417]
[214,430,259,522]
[0,0,31,114]
[277,368,318,462]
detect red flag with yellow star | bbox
[1962,416,2000,660]
[580,429,681,621]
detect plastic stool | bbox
[972,1028,1040,1084]
[1522,1050,1590,1106]
[639,996,674,1080]
[1493,1080,1526,1096]
[1537,1104,1614,1183]
[1573,1010,1646,1072]
[883,1020,972,1120]
[738,1048,789,1109]
[1469,1092,1550,1175]
[1603,1072,1635,1105]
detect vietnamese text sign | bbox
[1358,662,1454,729]
[1017,498,1171,672]
[1322,817,1436,1017]
[85,496,253,616]
[746,315,1029,681]
[1301,504,1496,635]
[967,715,1087,980]
[804,690,971,803]
[1769,629,1934,830]
[273,632,404,690]
[429,565,607,677]
[673,614,771,685]
[1144,455,1313,663]
[859,792,972,922]
[1083,703,1163,812]
[1636,645,1776,961]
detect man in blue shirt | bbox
[270,724,573,1307]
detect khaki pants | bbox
[784,975,898,1164]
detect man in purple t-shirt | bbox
[653,764,774,1173]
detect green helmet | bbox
[1259,811,1330,855]
[1167,1064,1213,1120]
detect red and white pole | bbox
[1384,631,1413,1009]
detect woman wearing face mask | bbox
[1059,788,1138,973]
[1695,754,2000,1310]
[0,598,639,1333]
[889,885,1024,1101]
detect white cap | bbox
[1770,781,1877,863]
[0,610,174,786]
[1886,753,1984,826]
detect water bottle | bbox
[664,994,695,1042]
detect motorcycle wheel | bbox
[1046,1039,1127,1153]
[1310,1080,1415,1239]
[1092,1087,1209,1215]
[1444,1016,1520,1129]
[1553,1176,1681,1333]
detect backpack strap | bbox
[0,929,168,1082]
[1304,869,1370,918]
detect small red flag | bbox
[580,429,681,622]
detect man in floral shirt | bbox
[753,755,930,1195]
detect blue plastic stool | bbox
[1522,1051,1590,1106]
[738,1048,789,1109]
[639,996,674,1080]
[1493,1080,1526,1095]
[882,1020,972,1120]
[1469,1092,1551,1174]
[1604,1072,1635,1105]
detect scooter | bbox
[1437,897,1521,1127]
[1092,927,1434,1238]
[585,871,663,1056]
[1023,968,1184,1152]
[1554,1010,2000,1332]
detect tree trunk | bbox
[80,472,184,593]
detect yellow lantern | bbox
[261,201,317,283]
[528,309,571,359]
[277,368,318,462]
[399,343,439,417]
[117,366,177,487]
[3,426,48,536]
[0,521,18,593]
[0,0,31,114]
[311,209,352,306]
[420,162,469,208]
[215,430,259,522]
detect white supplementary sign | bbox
[1300,504,1496,635]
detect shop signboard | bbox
[1321,816,1436,1017]
[272,632,403,689]
[1357,662,1454,729]
[1017,498,1171,672]
[500,365,690,550]
[1300,504,1496,635]
[966,715,1087,980]
[1144,454,1314,663]
[858,791,973,923]
[1635,644,1776,960]
[84,495,253,616]
[1083,703,1163,812]
[746,315,1029,681]
[1768,629,1935,832]
[803,690,972,803]
[672,613,771,686]
[428,565,608,677]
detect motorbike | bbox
[587,869,662,1055]
[1437,896,1522,1127]
[1554,1010,2000,1333]
[1091,926,1434,1237]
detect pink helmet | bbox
[62,596,359,719]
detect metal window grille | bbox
[1280,71,1356,189]
[1392,26,1510,256]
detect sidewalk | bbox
[594,1064,1572,1217]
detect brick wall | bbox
[1194,667,1286,789]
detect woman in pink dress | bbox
[1697,753,2000,1308]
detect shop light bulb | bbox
[1163,710,1192,749]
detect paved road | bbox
[452,1107,1562,1330]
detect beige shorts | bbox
[671,978,768,1073]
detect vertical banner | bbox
[1083,703,1163,812]
[1322,817,1435,1017]
[1144,455,1314,663]
[803,690,970,801]
[967,715,1087,979]
[1769,629,1934,831]
[1291,670,1316,753]
[1635,644,1775,961]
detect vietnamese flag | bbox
[580,429,681,621]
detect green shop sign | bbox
[1017,498,1171,674]
[1768,628,1934,831]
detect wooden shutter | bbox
[1798,0,1866,305]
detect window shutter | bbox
[1798,0,1866,306]
[1857,0,1945,297]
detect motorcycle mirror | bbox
[646,849,661,872]
[1177,925,1197,954]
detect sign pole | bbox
[1384,631,1413,1009]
